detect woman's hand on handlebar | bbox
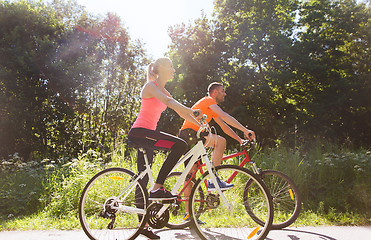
[192,109,203,121]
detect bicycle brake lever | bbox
[242,140,256,150]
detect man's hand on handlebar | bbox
[241,139,256,150]
[244,129,256,141]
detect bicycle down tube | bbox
[155,134,233,218]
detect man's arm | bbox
[214,117,243,144]
[209,104,255,140]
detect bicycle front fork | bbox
[251,162,261,175]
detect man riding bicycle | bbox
[178,82,256,223]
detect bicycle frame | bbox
[222,148,261,181]
[180,147,260,192]
[163,139,301,232]
[168,143,261,206]
[156,138,233,217]
[109,121,232,217]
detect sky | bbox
[74,0,215,59]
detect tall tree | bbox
[0,0,85,159]
[166,0,301,145]
[293,0,371,145]
[0,0,149,160]
[76,13,149,152]
[167,0,370,147]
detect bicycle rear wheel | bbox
[244,169,301,229]
[79,168,148,240]
[189,165,273,240]
[164,171,205,229]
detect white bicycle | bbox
[79,116,273,240]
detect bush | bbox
[306,150,371,216]
[251,144,371,219]
[1,143,370,226]
[42,147,136,217]
[0,153,46,217]
[42,150,106,217]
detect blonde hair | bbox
[147,57,171,82]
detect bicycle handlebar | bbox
[196,115,209,139]
[195,115,257,150]
[241,139,256,150]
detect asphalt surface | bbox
[0,226,370,240]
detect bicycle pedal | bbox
[172,209,178,216]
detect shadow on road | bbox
[150,226,370,240]
[155,228,242,240]
[266,228,337,240]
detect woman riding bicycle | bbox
[127,57,202,239]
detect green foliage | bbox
[0,153,45,216]
[1,143,370,229]
[0,0,149,160]
[294,0,371,145]
[252,143,371,217]
[0,0,98,159]
[0,212,80,230]
[307,150,371,215]
[166,0,371,148]
[0,147,130,219]
[1,0,69,159]
[42,150,106,217]
[41,146,138,218]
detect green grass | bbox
[1,143,370,230]
[0,212,80,231]
[1,209,367,231]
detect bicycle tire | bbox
[79,168,148,240]
[189,165,273,240]
[244,169,301,229]
[163,171,205,229]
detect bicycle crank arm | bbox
[114,205,146,215]
[155,204,170,218]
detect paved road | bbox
[0,226,370,240]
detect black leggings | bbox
[178,128,207,167]
[128,127,188,186]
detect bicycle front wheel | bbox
[79,168,148,240]
[244,170,301,229]
[189,165,273,240]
